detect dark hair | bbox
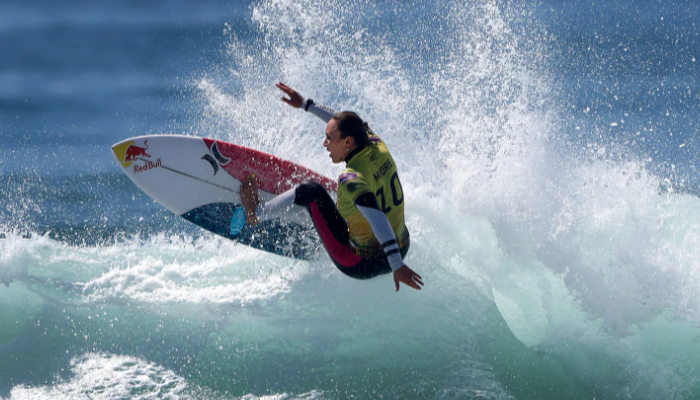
[332,111,370,147]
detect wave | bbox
[3,0,700,398]
[191,0,700,397]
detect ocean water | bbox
[1,0,700,398]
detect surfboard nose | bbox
[112,139,137,169]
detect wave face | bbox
[2,0,700,398]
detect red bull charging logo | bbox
[125,141,151,162]
[112,140,160,172]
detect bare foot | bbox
[240,174,260,225]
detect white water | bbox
[188,0,700,396]
[3,0,700,398]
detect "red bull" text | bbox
[134,158,162,173]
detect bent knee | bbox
[294,180,327,207]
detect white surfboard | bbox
[112,135,337,259]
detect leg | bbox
[339,241,410,280]
[240,174,260,225]
[241,177,354,260]
[292,181,405,280]
[242,178,399,279]
[292,181,363,268]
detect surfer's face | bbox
[324,120,352,164]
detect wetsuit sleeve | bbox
[354,193,404,272]
[302,99,335,123]
[255,187,296,221]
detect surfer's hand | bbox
[393,265,423,292]
[276,82,304,108]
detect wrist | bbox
[387,252,404,271]
[303,98,314,111]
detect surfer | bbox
[240,82,423,292]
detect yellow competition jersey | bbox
[337,132,408,252]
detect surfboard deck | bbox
[112,135,337,260]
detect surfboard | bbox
[111,135,337,260]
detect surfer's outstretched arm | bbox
[302,99,334,123]
[354,193,424,291]
[276,82,334,123]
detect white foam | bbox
[199,0,700,395]
[79,234,312,305]
[237,391,325,400]
[9,353,187,400]
[7,352,326,400]
[0,231,311,306]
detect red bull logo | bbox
[125,141,151,162]
[112,139,156,169]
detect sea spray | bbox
[2,0,700,398]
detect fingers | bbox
[406,276,422,290]
[402,267,423,290]
[405,270,423,290]
[412,276,424,288]
[276,83,302,108]
[276,83,292,99]
[412,273,424,287]
[395,273,423,291]
[276,82,293,94]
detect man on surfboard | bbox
[240,82,423,292]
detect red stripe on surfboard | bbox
[203,138,338,195]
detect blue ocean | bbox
[2,0,699,398]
